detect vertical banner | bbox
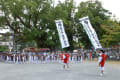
[55,20,70,48]
[79,16,102,50]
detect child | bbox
[98,50,107,76]
[63,53,69,69]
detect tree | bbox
[74,0,111,48]
[0,46,8,52]
[0,0,60,49]
[100,21,120,47]
[53,0,77,50]
[0,0,120,50]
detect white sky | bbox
[55,0,120,20]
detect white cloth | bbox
[63,54,66,59]
[100,67,104,71]
[98,56,102,63]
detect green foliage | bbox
[0,46,8,52]
[0,0,59,49]
[100,23,120,47]
[0,0,120,50]
[75,0,114,48]
[53,0,76,50]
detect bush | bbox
[0,46,8,52]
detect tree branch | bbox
[16,15,31,29]
[5,17,16,32]
[34,13,38,28]
[28,14,31,27]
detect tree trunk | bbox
[36,40,46,48]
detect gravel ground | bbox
[0,61,120,80]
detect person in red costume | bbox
[63,52,70,69]
[60,53,63,60]
[60,52,63,63]
[88,51,92,60]
[98,49,107,76]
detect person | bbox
[88,51,92,60]
[43,51,47,63]
[63,52,70,69]
[98,49,107,76]
[28,51,32,63]
[60,52,63,63]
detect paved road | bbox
[0,61,120,80]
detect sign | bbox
[55,20,70,48]
[79,16,102,50]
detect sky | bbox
[55,0,120,20]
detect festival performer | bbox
[16,54,19,64]
[22,51,26,64]
[13,54,16,63]
[88,51,92,60]
[63,52,70,69]
[98,50,107,76]
[28,51,32,63]
[60,52,63,63]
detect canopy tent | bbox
[23,47,50,52]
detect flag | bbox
[79,16,102,50]
[55,20,70,48]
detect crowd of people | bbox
[1,47,120,64]
[0,51,84,64]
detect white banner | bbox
[55,20,70,48]
[79,16,102,50]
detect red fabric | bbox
[30,48,35,50]
[89,52,91,59]
[37,48,50,52]
[60,53,63,60]
[63,53,69,63]
[99,54,107,67]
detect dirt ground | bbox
[0,61,120,80]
